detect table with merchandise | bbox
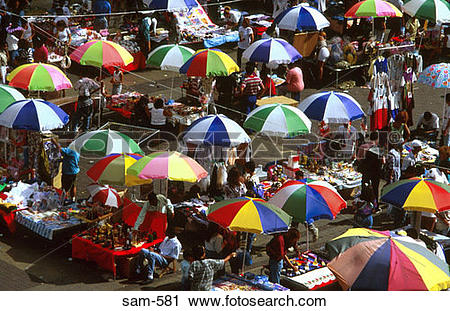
[212,273,289,291]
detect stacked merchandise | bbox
[212,274,289,291]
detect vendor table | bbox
[256,96,298,107]
[324,63,370,88]
[72,236,164,278]
[212,274,289,291]
[280,267,339,291]
[15,209,86,240]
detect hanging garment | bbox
[401,68,417,126]
[369,72,391,131]
[387,54,405,92]
[369,56,388,76]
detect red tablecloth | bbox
[0,209,16,233]
[72,236,163,277]
[105,51,146,74]
[106,104,132,118]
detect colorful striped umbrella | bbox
[7,63,72,91]
[298,91,365,123]
[147,44,196,72]
[403,0,450,24]
[179,49,239,77]
[418,63,450,89]
[268,180,346,223]
[242,38,302,68]
[206,197,292,234]
[127,151,208,183]
[345,0,403,17]
[0,85,25,113]
[380,177,450,213]
[274,3,330,31]
[326,228,450,290]
[144,0,197,11]
[70,40,134,69]
[87,183,122,207]
[0,99,69,131]
[243,104,311,137]
[69,129,143,157]
[87,153,151,187]
[183,114,250,147]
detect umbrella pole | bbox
[306,224,309,251]
[269,69,272,97]
[170,76,174,99]
[443,89,448,132]
[241,232,248,275]
[411,211,422,238]
[98,67,102,129]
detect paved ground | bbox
[1,3,449,290]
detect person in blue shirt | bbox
[92,0,111,32]
[53,138,80,201]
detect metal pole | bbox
[241,231,248,275]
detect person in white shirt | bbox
[6,29,20,66]
[237,18,254,68]
[223,6,241,29]
[401,140,421,176]
[415,111,439,140]
[136,230,182,284]
[150,98,172,129]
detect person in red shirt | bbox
[33,37,48,63]
[260,66,276,97]
[284,62,304,101]
[266,227,300,284]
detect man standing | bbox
[73,76,100,131]
[92,0,111,32]
[52,138,80,202]
[134,192,174,232]
[223,6,241,30]
[237,17,253,68]
[136,230,182,285]
[240,63,265,115]
[188,245,236,290]
[284,62,304,101]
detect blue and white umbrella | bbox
[298,91,365,123]
[0,99,69,131]
[182,114,251,147]
[144,0,197,11]
[274,4,330,31]
[242,38,302,68]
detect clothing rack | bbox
[376,44,416,52]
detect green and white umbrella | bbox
[69,129,143,156]
[147,44,196,72]
[243,103,311,137]
[0,85,25,113]
[403,0,450,24]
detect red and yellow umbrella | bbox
[7,63,72,91]
[179,49,239,77]
[70,40,134,69]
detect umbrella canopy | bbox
[87,183,122,207]
[326,228,450,290]
[147,44,196,72]
[182,114,250,147]
[243,103,311,137]
[345,0,403,17]
[268,180,346,223]
[274,4,330,31]
[179,49,239,77]
[127,151,208,183]
[403,0,450,24]
[70,40,134,68]
[207,197,292,234]
[87,153,151,187]
[298,91,365,123]
[0,99,69,131]
[380,177,450,213]
[144,0,197,11]
[7,63,72,91]
[0,85,25,113]
[418,63,450,88]
[69,129,143,157]
[242,38,302,68]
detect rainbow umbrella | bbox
[87,183,122,208]
[326,228,450,291]
[380,177,450,213]
[179,49,239,77]
[70,40,134,69]
[87,153,151,187]
[345,0,403,17]
[206,197,292,234]
[7,63,72,91]
[127,151,208,183]
[69,129,143,157]
[268,180,346,223]
[0,85,25,113]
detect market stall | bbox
[72,198,166,278]
[173,3,238,47]
[212,273,289,291]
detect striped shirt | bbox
[242,74,264,96]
